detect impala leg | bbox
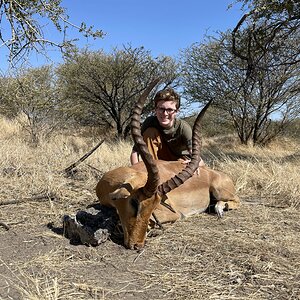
[215,201,227,218]
[215,196,240,218]
[210,171,241,218]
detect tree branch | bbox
[64,139,105,174]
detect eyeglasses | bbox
[156,107,177,114]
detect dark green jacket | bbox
[140,116,192,157]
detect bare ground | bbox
[0,188,299,300]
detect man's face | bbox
[155,100,178,128]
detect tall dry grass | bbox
[202,135,300,208]
[0,117,299,209]
[1,117,300,300]
[0,117,132,208]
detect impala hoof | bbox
[215,202,229,218]
[215,204,224,218]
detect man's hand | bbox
[180,157,205,175]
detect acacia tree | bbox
[57,46,179,138]
[181,0,299,145]
[181,29,299,145]
[232,0,300,81]
[0,0,103,67]
[0,66,59,145]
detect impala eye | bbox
[130,198,139,216]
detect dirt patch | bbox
[0,197,299,300]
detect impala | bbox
[96,79,240,249]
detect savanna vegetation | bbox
[0,0,299,146]
[0,115,299,299]
[0,0,299,299]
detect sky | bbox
[62,0,244,56]
[0,0,244,71]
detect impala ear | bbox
[109,183,132,200]
[109,172,148,200]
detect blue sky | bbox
[63,0,243,56]
[0,0,244,71]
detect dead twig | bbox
[133,249,145,263]
[64,139,105,174]
[85,163,103,174]
[0,192,57,206]
[0,222,10,230]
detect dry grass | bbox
[0,120,132,204]
[202,135,300,208]
[0,118,299,299]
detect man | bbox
[130,87,204,166]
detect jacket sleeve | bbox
[181,120,193,153]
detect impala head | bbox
[109,183,161,250]
[111,80,211,249]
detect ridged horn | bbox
[131,78,161,197]
[158,99,213,195]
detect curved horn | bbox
[131,78,161,197]
[158,99,213,195]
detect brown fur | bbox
[96,160,240,249]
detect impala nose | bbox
[126,241,145,250]
[134,243,144,250]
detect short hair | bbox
[153,88,181,109]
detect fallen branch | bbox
[0,192,57,206]
[64,139,105,174]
